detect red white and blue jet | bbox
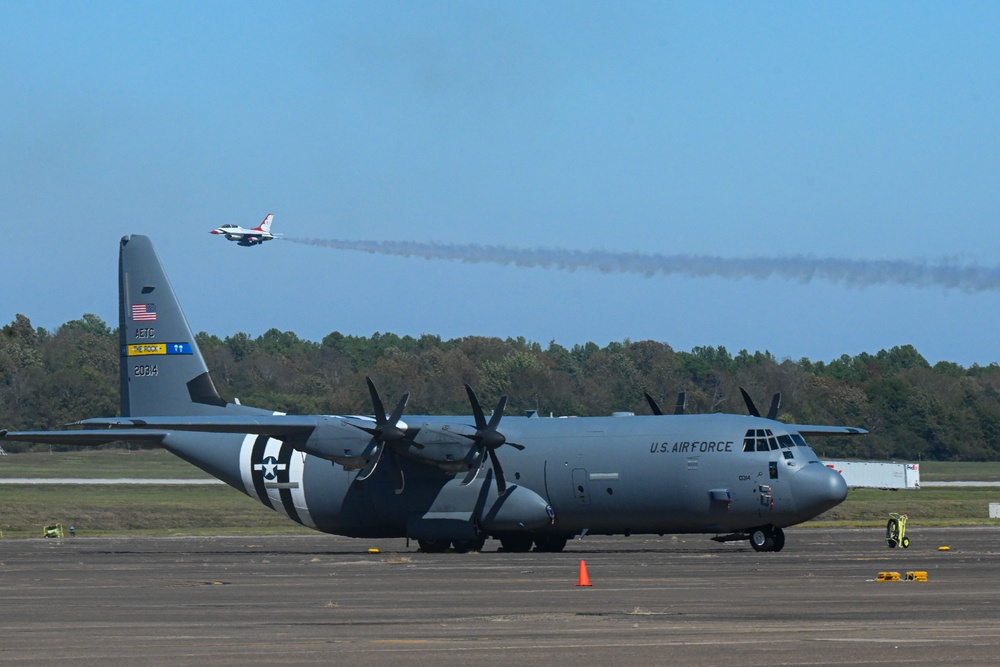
[210,214,280,246]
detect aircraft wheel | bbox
[750,528,774,552]
[452,537,486,554]
[418,538,449,553]
[533,534,568,553]
[498,533,534,553]
[771,527,786,552]
[901,536,910,549]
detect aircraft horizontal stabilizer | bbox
[0,428,167,446]
[73,416,318,439]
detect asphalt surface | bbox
[1,527,998,666]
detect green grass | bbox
[0,483,315,538]
[812,487,1000,527]
[917,460,1000,481]
[0,449,209,478]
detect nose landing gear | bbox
[749,526,786,552]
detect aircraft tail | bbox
[118,235,263,417]
[254,214,274,233]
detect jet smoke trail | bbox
[285,238,1000,292]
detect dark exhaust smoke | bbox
[285,238,998,292]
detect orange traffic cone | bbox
[575,559,593,587]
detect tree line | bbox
[3,313,1000,461]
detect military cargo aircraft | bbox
[210,213,280,246]
[1,235,864,553]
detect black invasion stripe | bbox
[250,435,274,510]
[276,442,303,525]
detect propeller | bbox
[349,377,417,490]
[643,391,663,416]
[459,384,525,495]
[739,387,781,420]
[643,390,686,416]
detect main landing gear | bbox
[417,537,487,553]
[417,533,570,553]
[749,526,785,552]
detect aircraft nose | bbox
[791,463,848,516]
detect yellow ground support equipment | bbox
[876,571,901,582]
[885,512,909,548]
[43,524,64,539]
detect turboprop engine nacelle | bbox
[293,416,392,469]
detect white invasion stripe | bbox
[0,478,224,485]
[239,433,257,497]
[288,450,316,529]
[262,438,293,520]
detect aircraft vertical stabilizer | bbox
[118,235,262,417]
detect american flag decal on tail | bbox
[131,303,157,321]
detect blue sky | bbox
[3,2,1000,366]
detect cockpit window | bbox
[744,428,809,454]
[742,428,782,453]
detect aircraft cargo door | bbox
[572,468,591,505]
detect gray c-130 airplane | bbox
[1,235,865,553]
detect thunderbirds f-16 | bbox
[210,214,280,246]
[0,235,865,553]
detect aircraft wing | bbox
[72,415,319,439]
[0,428,168,446]
[791,425,869,437]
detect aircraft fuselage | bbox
[161,412,846,543]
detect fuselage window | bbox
[743,438,756,452]
[778,435,795,449]
[767,436,779,451]
[791,434,808,448]
[756,438,769,452]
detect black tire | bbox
[901,536,910,549]
[750,528,774,552]
[498,533,534,553]
[771,527,786,552]
[533,534,568,553]
[418,538,449,553]
[452,537,486,554]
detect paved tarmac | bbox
[1,527,998,666]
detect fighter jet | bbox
[210,214,280,246]
[1,235,865,553]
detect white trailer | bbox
[821,460,920,490]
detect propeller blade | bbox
[643,391,663,416]
[767,392,781,420]
[461,451,485,486]
[389,391,409,425]
[487,395,507,431]
[740,387,761,418]
[388,449,405,494]
[674,391,687,415]
[355,442,384,481]
[365,377,387,425]
[488,448,507,495]
[465,384,488,430]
